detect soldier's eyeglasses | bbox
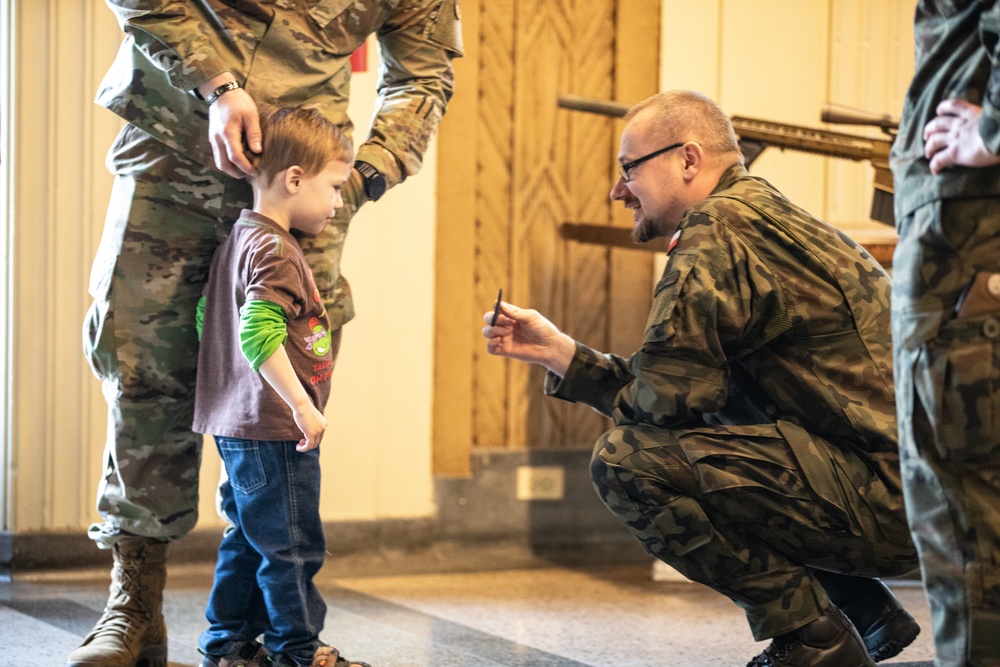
[618,142,686,182]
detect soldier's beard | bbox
[631,214,666,244]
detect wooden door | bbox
[434,0,661,474]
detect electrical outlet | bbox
[516,466,565,501]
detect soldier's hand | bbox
[208,88,262,179]
[482,302,576,377]
[923,98,1000,175]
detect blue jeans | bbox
[199,437,326,664]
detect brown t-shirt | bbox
[193,211,334,440]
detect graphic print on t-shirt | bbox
[304,316,331,356]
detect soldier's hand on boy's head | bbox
[207,89,262,179]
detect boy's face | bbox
[289,160,353,235]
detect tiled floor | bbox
[2,562,935,667]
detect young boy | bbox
[193,106,369,667]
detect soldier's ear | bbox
[681,142,703,180]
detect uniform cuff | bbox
[979,100,1000,156]
[355,144,404,189]
[543,342,588,401]
[167,55,231,97]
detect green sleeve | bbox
[196,295,206,341]
[238,300,288,372]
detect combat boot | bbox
[746,604,875,667]
[839,580,920,662]
[66,537,169,667]
[814,571,920,662]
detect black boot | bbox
[747,604,875,667]
[814,571,920,662]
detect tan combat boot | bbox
[66,537,169,667]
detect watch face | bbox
[988,273,1000,300]
[367,175,386,201]
[357,162,386,201]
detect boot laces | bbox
[747,635,794,667]
[86,556,154,642]
[88,608,143,641]
[110,559,154,618]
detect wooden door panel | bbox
[434,0,660,474]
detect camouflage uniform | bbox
[547,164,918,640]
[83,0,462,547]
[890,2,1000,664]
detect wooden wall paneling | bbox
[7,0,120,529]
[435,0,662,462]
[52,0,117,532]
[13,0,51,533]
[507,0,573,448]
[608,0,660,363]
[0,0,9,530]
[553,0,619,449]
[433,0,482,474]
[556,0,618,448]
[49,0,88,529]
[472,0,516,450]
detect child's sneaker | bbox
[199,640,268,667]
[268,643,372,667]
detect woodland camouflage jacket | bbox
[548,164,899,477]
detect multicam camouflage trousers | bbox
[590,420,917,640]
[892,196,1000,667]
[82,125,357,547]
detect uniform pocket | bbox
[912,316,1000,460]
[83,176,128,383]
[82,297,118,382]
[778,420,857,536]
[308,0,395,54]
[426,0,464,55]
[643,253,698,343]
[308,0,356,27]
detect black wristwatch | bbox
[354,161,386,202]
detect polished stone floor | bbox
[2,562,935,667]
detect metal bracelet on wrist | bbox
[206,80,241,105]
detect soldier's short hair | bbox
[627,90,741,161]
[252,105,354,184]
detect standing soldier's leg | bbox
[892,197,1000,667]
[590,422,916,663]
[70,127,250,667]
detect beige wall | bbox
[2,0,917,535]
[660,0,915,225]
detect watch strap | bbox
[355,161,386,201]
[206,80,241,105]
